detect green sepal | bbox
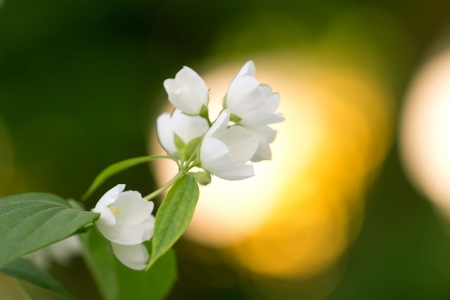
[222,93,227,109]
[184,136,202,161]
[174,135,202,161]
[199,104,209,120]
[173,133,186,153]
[230,113,242,123]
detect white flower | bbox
[226,61,284,126]
[226,61,284,161]
[110,242,149,271]
[157,108,209,155]
[164,66,209,115]
[200,109,258,180]
[93,185,155,245]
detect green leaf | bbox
[82,155,173,201]
[80,229,118,300]
[0,193,99,268]
[0,258,74,300]
[147,175,199,269]
[80,230,177,300]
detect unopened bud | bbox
[194,172,212,186]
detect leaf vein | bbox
[19,208,72,245]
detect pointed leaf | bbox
[147,175,199,269]
[82,155,174,201]
[0,193,99,268]
[0,258,74,300]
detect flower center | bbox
[229,152,238,157]
[110,206,121,216]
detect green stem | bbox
[144,171,185,201]
[15,279,36,300]
[82,154,177,201]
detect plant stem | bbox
[144,171,184,201]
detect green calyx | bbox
[173,134,202,162]
[230,114,242,123]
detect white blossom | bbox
[164,66,209,115]
[226,61,284,126]
[226,61,284,161]
[93,185,155,245]
[110,242,149,271]
[157,108,209,155]
[200,109,258,180]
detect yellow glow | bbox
[401,50,450,217]
[231,67,393,278]
[150,56,394,279]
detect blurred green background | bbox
[2,0,450,299]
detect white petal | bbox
[113,191,154,225]
[226,75,261,111]
[236,60,255,77]
[240,112,285,126]
[167,90,197,115]
[246,125,277,143]
[111,223,145,245]
[214,163,255,181]
[111,243,149,271]
[171,109,209,144]
[177,88,202,114]
[156,112,176,154]
[251,138,272,162]
[96,221,120,240]
[164,67,208,115]
[93,204,116,226]
[163,79,180,94]
[96,184,125,207]
[205,109,230,139]
[257,87,280,113]
[175,66,197,85]
[189,73,209,107]
[200,137,230,166]
[217,126,258,164]
[141,215,155,241]
[244,125,277,162]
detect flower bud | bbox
[194,172,212,186]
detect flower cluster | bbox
[92,60,282,271]
[159,60,284,180]
[93,184,154,270]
